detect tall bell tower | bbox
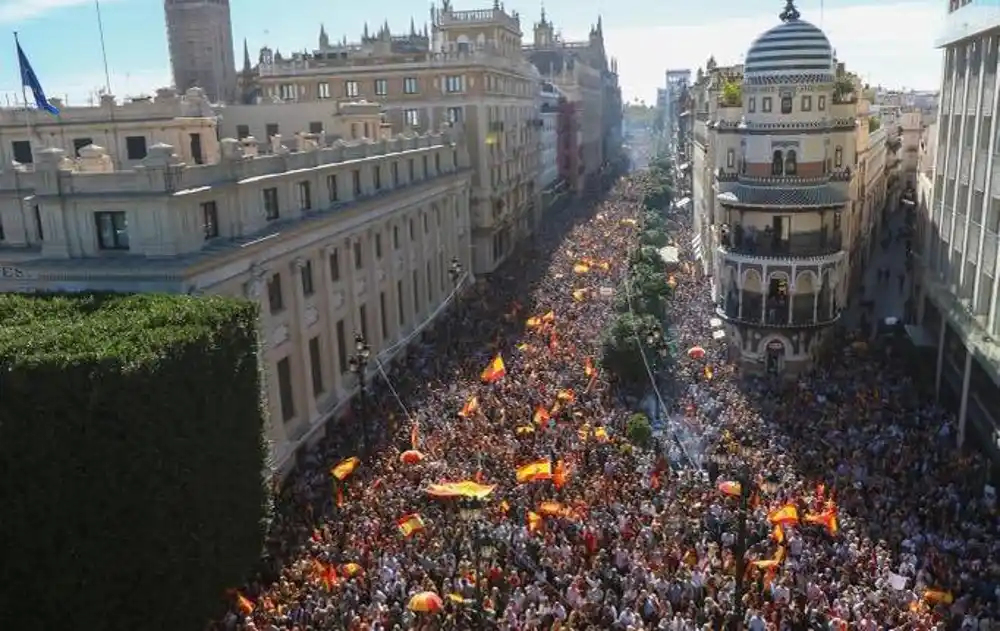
[164,0,237,103]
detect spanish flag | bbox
[331,456,360,481]
[572,289,587,302]
[397,513,426,538]
[527,511,544,533]
[481,354,506,383]
[923,589,954,605]
[584,357,596,377]
[458,396,479,418]
[237,593,255,615]
[526,315,542,328]
[767,504,800,526]
[803,509,839,535]
[541,310,555,323]
[573,263,590,274]
[772,524,785,544]
[516,459,552,484]
[556,389,575,403]
[532,406,551,426]
[553,459,567,489]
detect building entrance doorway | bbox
[765,339,784,375]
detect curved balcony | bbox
[719,227,844,263]
[717,290,839,328]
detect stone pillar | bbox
[957,351,973,448]
[934,322,946,403]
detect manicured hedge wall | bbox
[0,292,269,631]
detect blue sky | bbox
[0,0,945,106]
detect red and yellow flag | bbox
[397,513,426,538]
[717,480,742,497]
[481,355,506,383]
[516,459,552,484]
[237,593,255,615]
[803,509,839,535]
[527,510,544,533]
[923,590,954,605]
[532,406,551,426]
[767,504,800,526]
[584,357,596,378]
[331,456,360,481]
[553,459,567,490]
[458,396,479,418]
[556,389,576,403]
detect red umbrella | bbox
[400,449,426,464]
[687,346,706,360]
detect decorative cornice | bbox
[717,244,845,266]
[744,72,836,86]
[711,118,858,135]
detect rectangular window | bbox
[445,75,465,93]
[309,336,324,397]
[277,357,295,422]
[352,169,362,196]
[266,123,279,138]
[412,269,421,313]
[309,121,323,134]
[835,146,843,168]
[267,273,284,313]
[327,174,338,202]
[426,261,433,302]
[201,201,219,239]
[780,96,792,114]
[374,79,388,96]
[298,181,312,211]
[748,97,756,113]
[379,291,389,339]
[408,159,415,180]
[403,77,418,94]
[447,106,463,123]
[263,187,280,220]
[125,136,147,160]
[33,205,43,241]
[336,319,348,373]
[374,165,382,190]
[393,225,400,249]
[762,97,772,113]
[435,153,441,174]
[73,137,93,157]
[801,95,812,111]
[329,248,341,281]
[727,149,735,168]
[301,260,315,296]
[392,161,399,186]
[318,82,331,99]
[358,304,369,340]
[818,95,826,110]
[353,240,363,269]
[375,232,383,259]
[404,109,420,128]
[345,80,360,97]
[422,155,428,177]
[279,84,296,100]
[236,124,250,139]
[409,218,415,240]
[397,279,406,325]
[94,211,129,250]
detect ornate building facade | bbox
[694,0,887,376]
[525,12,622,194]
[236,2,543,275]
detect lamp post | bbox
[347,333,372,453]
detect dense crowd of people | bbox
[218,171,999,631]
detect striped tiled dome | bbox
[744,14,834,82]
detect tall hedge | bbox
[0,293,269,631]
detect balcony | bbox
[717,290,839,327]
[719,227,843,261]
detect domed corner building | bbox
[713,0,863,377]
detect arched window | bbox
[771,150,783,175]
[785,150,797,175]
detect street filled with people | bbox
[221,169,999,631]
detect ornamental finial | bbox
[779,0,801,22]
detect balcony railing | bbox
[719,228,843,258]
[718,291,838,327]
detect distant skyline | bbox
[0,0,945,107]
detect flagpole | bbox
[94,0,122,168]
[13,32,34,158]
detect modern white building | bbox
[538,81,561,192]
[914,0,1000,465]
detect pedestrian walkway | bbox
[844,209,912,336]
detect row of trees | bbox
[601,159,677,393]
[0,293,270,631]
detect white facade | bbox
[539,83,561,191]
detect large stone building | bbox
[0,127,473,474]
[912,0,1000,464]
[237,2,543,275]
[693,0,888,376]
[164,0,237,104]
[525,11,622,194]
[0,88,219,170]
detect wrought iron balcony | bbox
[719,228,843,259]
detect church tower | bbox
[164,0,237,103]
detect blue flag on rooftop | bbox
[15,36,59,116]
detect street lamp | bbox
[347,333,372,452]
